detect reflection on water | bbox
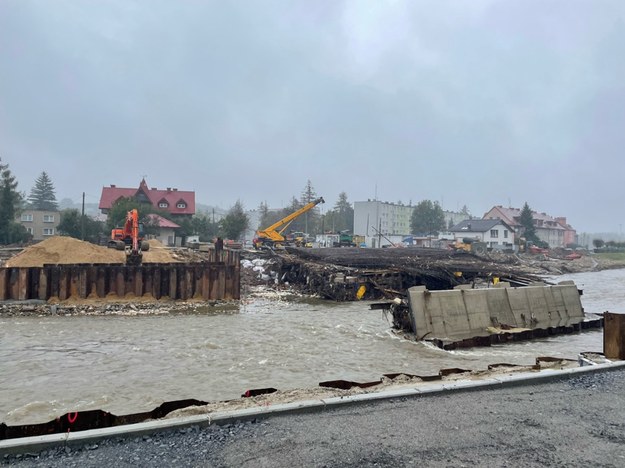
[1,268,623,425]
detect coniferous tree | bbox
[0,159,29,244]
[322,192,354,233]
[519,202,539,244]
[220,200,249,240]
[299,180,322,234]
[28,171,58,211]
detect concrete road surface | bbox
[4,369,625,467]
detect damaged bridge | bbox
[274,247,541,301]
[384,280,603,349]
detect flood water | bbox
[1,268,624,425]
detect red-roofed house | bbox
[99,179,195,220]
[483,205,577,248]
[147,214,181,246]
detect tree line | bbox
[1,160,544,247]
[0,159,253,245]
[257,180,354,238]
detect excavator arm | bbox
[255,197,324,248]
[124,209,143,265]
[108,208,148,265]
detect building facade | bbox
[450,219,516,250]
[353,200,413,247]
[18,210,60,241]
[483,205,575,248]
[99,179,195,220]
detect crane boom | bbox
[254,197,324,248]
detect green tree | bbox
[58,209,105,242]
[300,180,320,235]
[593,239,605,249]
[0,159,29,244]
[28,171,58,211]
[106,197,171,234]
[219,200,249,240]
[519,202,539,243]
[322,192,353,233]
[280,196,305,234]
[410,200,445,235]
[258,201,282,231]
[177,214,220,242]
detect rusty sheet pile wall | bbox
[0,249,240,302]
[407,280,586,343]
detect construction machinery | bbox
[254,197,325,249]
[333,230,357,247]
[450,237,487,254]
[108,209,150,265]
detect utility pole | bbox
[81,192,85,240]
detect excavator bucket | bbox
[126,251,143,266]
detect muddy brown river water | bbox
[1,268,624,425]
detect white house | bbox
[147,214,181,246]
[449,219,516,250]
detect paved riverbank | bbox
[4,367,625,467]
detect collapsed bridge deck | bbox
[275,247,542,300]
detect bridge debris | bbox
[271,247,543,300]
[381,280,603,349]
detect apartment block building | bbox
[353,200,413,247]
[18,210,60,241]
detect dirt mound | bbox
[143,239,179,263]
[5,236,178,267]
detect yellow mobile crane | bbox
[253,197,325,249]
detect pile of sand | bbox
[143,239,180,263]
[5,236,178,267]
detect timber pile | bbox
[277,247,542,300]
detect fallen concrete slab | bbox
[395,281,603,349]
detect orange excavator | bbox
[108,209,150,265]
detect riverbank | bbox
[4,366,625,467]
[1,249,623,317]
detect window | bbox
[490,229,499,238]
[26,227,33,234]
[21,214,33,222]
[43,215,55,223]
[176,202,186,209]
[43,228,55,236]
[504,230,508,238]
[159,202,169,208]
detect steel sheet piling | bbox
[0,248,240,302]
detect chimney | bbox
[167,187,171,192]
[173,188,178,191]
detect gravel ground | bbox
[4,369,625,467]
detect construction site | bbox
[0,232,619,445]
[0,236,240,304]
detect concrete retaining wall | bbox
[407,281,584,341]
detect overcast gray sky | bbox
[1,0,624,232]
